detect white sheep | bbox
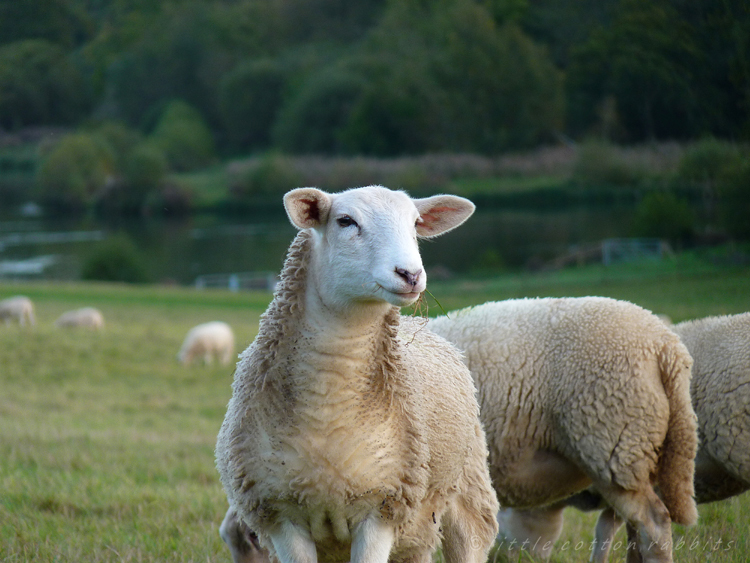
[675,312,750,503]
[177,321,235,366]
[54,307,105,329]
[215,186,499,563]
[427,297,698,563]
[0,295,35,327]
[510,311,750,561]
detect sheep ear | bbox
[414,195,475,238]
[284,188,333,229]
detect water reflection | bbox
[0,204,634,285]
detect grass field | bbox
[2,254,749,562]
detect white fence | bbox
[194,271,278,292]
[601,238,672,265]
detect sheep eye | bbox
[337,215,357,228]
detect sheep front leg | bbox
[269,520,318,563]
[350,515,395,563]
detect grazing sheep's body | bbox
[55,307,105,329]
[673,313,750,503]
[0,295,35,327]
[178,321,235,366]
[215,186,498,563]
[427,297,698,563]
[519,312,750,561]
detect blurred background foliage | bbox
[0,0,748,236]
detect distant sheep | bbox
[55,307,105,329]
[177,321,235,366]
[0,295,35,327]
[215,186,498,563]
[427,297,698,563]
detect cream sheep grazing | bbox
[508,311,750,562]
[427,297,698,563]
[0,295,35,327]
[177,321,235,365]
[215,186,499,563]
[675,312,750,503]
[55,307,105,329]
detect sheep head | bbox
[284,185,474,311]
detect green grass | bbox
[2,257,749,562]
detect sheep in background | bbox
[55,307,105,330]
[177,321,235,366]
[215,186,498,563]
[427,297,698,563]
[0,295,35,327]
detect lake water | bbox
[0,203,635,286]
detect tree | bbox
[37,133,114,210]
[567,0,701,141]
[219,59,288,152]
[0,0,93,48]
[0,40,90,130]
[148,100,216,172]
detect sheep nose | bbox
[395,267,422,288]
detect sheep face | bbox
[284,185,474,311]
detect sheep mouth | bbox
[377,284,422,304]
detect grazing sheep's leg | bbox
[590,507,623,563]
[350,515,395,563]
[441,498,498,563]
[598,486,672,563]
[626,524,645,563]
[497,506,564,559]
[269,520,318,563]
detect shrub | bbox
[631,190,695,243]
[149,100,216,172]
[272,68,365,154]
[37,132,114,210]
[676,138,744,187]
[219,59,288,152]
[0,39,90,130]
[717,158,750,240]
[230,153,302,202]
[123,143,168,195]
[91,121,143,172]
[81,234,150,283]
[572,140,646,187]
[144,180,193,217]
[96,142,169,214]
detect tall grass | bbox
[2,261,749,562]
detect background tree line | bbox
[0,0,748,213]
